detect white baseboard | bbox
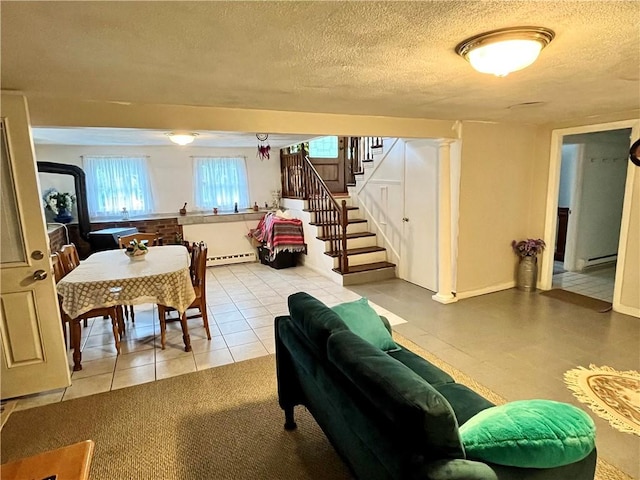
[613,302,640,318]
[455,281,516,300]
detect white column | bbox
[432,140,458,304]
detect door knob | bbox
[402,217,409,222]
[33,269,48,281]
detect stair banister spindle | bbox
[340,200,348,274]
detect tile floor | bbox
[13,263,406,411]
[552,261,616,302]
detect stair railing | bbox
[280,152,350,273]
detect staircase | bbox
[281,148,396,285]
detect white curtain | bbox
[84,155,155,217]
[193,157,249,211]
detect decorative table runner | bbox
[58,245,196,319]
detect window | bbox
[193,156,249,211]
[84,155,154,218]
[309,136,338,158]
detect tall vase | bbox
[517,255,538,292]
[54,208,73,224]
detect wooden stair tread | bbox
[317,232,376,241]
[325,246,386,257]
[303,206,359,213]
[332,261,396,275]
[309,218,367,226]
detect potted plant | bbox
[43,188,76,224]
[124,239,149,261]
[512,238,546,292]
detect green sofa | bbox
[275,292,597,480]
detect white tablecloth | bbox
[57,245,196,319]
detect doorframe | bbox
[541,119,639,315]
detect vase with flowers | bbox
[43,188,76,224]
[512,238,545,292]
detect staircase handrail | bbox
[300,155,350,274]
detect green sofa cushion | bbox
[327,330,464,460]
[331,297,400,352]
[287,292,347,354]
[388,348,456,386]
[459,399,596,468]
[434,383,494,426]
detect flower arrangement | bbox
[43,188,76,215]
[512,238,546,257]
[124,239,149,260]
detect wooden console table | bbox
[0,440,94,480]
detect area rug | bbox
[564,364,640,437]
[0,400,17,432]
[539,288,612,312]
[0,337,631,480]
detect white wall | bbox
[34,144,281,218]
[572,137,629,268]
[558,144,579,208]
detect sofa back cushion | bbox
[327,330,465,460]
[288,292,347,355]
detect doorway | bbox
[543,121,639,314]
[552,129,630,302]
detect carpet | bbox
[0,335,631,480]
[539,288,612,312]
[565,364,640,437]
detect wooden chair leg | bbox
[201,302,211,340]
[83,318,88,328]
[109,308,121,354]
[71,319,83,371]
[179,312,192,352]
[158,306,167,350]
[61,319,68,350]
[129,305,135,323]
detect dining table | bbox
[57,245,196,371]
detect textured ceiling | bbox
[2,1,639,126]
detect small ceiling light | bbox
[166,132,198,145]
[456,27,555,77]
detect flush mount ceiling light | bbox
[456,27,555,77]
[166,132,198,145]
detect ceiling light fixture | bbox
[166,132,198,146]
[456,27,555,77]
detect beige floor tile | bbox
[223,330,259,347]
[234,298,262,309]
[83,332,117,348]
[63,373,113,401]
[261,337,276,354]
[240,306,270,319]
[78,344,119,362]
[119,337,155,354]
[15,389,66,411]
[194,348,234,370]
[245,315,274,329]
[252,325,274,341]
[116,349,156,371]
[191,336,228,353]
[229,341,269,362]
[156,355,196,380]
[155,344,193,363]
[112,364,156,390]
[210,303,240,315]
[212,310,245,324]
[218,320,252,335]
[71,356,117,380]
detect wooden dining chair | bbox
[157,242,211,349]
[53,250,122,358]
[57,244,88,328]
[117,232,162,323]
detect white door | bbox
[0,94,70,399]
[400,140,439,291]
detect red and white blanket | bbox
[249,212,306,258]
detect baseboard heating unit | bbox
[207,252,257,267]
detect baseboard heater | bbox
[578,254,617,270]
[207,252,257,267]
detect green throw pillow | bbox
[331,297,400,352]
[459,399,596,468]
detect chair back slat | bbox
[51,252,66,283]
[193,242,208,289]
[58,244,80,274]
